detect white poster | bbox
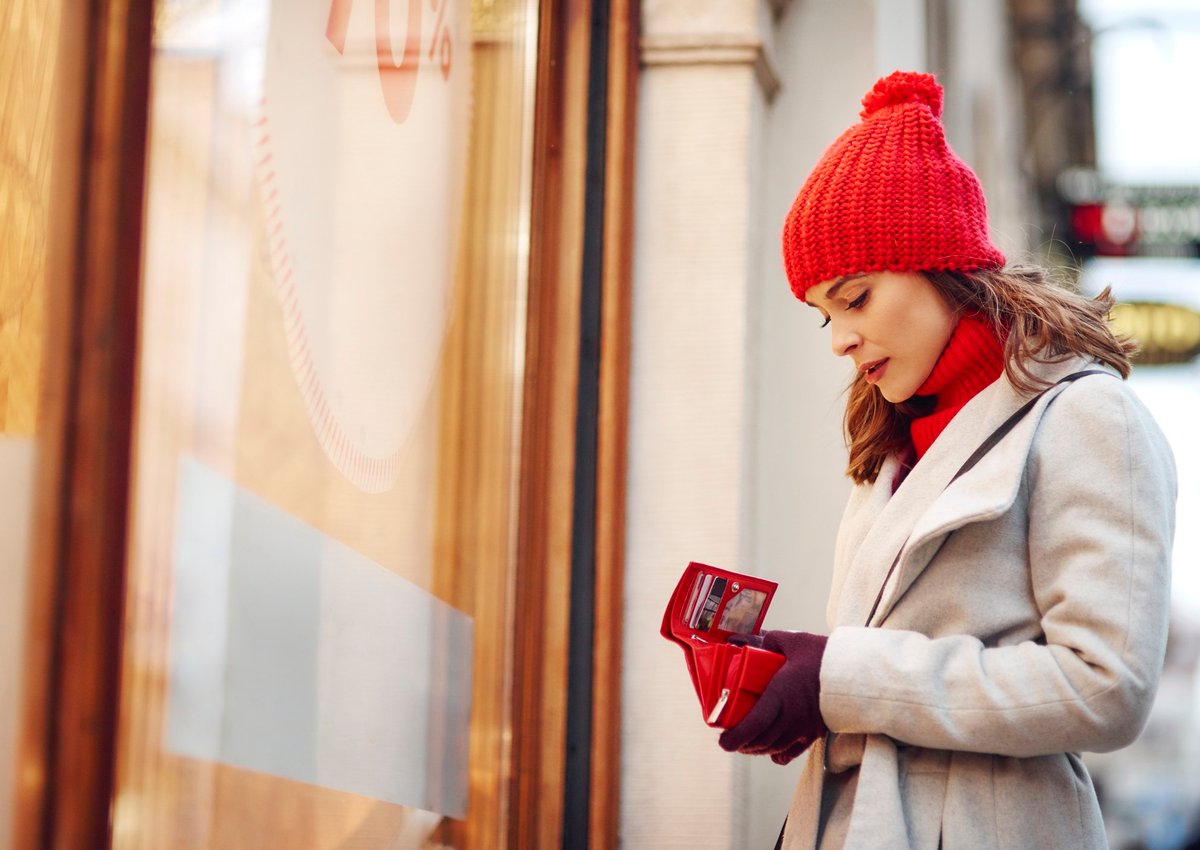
[255,0,471,491]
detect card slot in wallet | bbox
[660,561,785,728]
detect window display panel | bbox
[115,0,538,846]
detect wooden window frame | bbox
[515,0,636,846]
[14,0,153,846]
[12,0,637,844]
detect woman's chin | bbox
[879,385,910,404]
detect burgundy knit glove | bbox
[726,632,765,649]
[718,630,828,765]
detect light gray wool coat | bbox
[782,356,1178,850]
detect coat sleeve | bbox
[818,379,1177,758]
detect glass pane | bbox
[114,0,538,845]
[0,0,59,836]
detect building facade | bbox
[3,0,1049,847]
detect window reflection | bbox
[1,0,60,838]
[116,0,539,845]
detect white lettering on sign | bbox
[1139,205,1200,244]
[1102,203,1139,246]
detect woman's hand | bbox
[718,630,828,764]
[725,632,766,649]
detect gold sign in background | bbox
[1112,301,1200,365]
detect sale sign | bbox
[325,0,456,122]
[253,0,470,492]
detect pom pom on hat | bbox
[782,70,1004,301]
[859,70,943,119]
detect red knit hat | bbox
[782,71,1006,301]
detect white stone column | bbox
[622,2,781,847]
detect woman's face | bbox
[807,271,959,403]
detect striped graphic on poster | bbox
[252,0,471,492]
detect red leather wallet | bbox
[660,561,785,728]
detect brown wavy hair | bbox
[844,265,1137,485]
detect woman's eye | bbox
[819,315,830,329]
[848,292,868,310]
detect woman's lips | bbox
[861,358,888,384]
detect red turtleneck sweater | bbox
[909,312,1005,460]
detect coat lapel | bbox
[831,356,1102,628]
[824,465,893,628]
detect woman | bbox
[717,71,1178,849]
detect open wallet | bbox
[660,561,785,728]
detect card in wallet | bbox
[660,561,785,728]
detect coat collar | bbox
[828,355,1109,628]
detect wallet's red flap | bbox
[660,561,778,647]
[689,643,724,714]
[717,645,785,727]
[661,561,782,726]
[733,645,786,694]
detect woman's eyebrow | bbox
[823,280,849,301]
[819,275,861,303]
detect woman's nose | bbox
[831,323,861,357]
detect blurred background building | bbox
[1,0,1196,847]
